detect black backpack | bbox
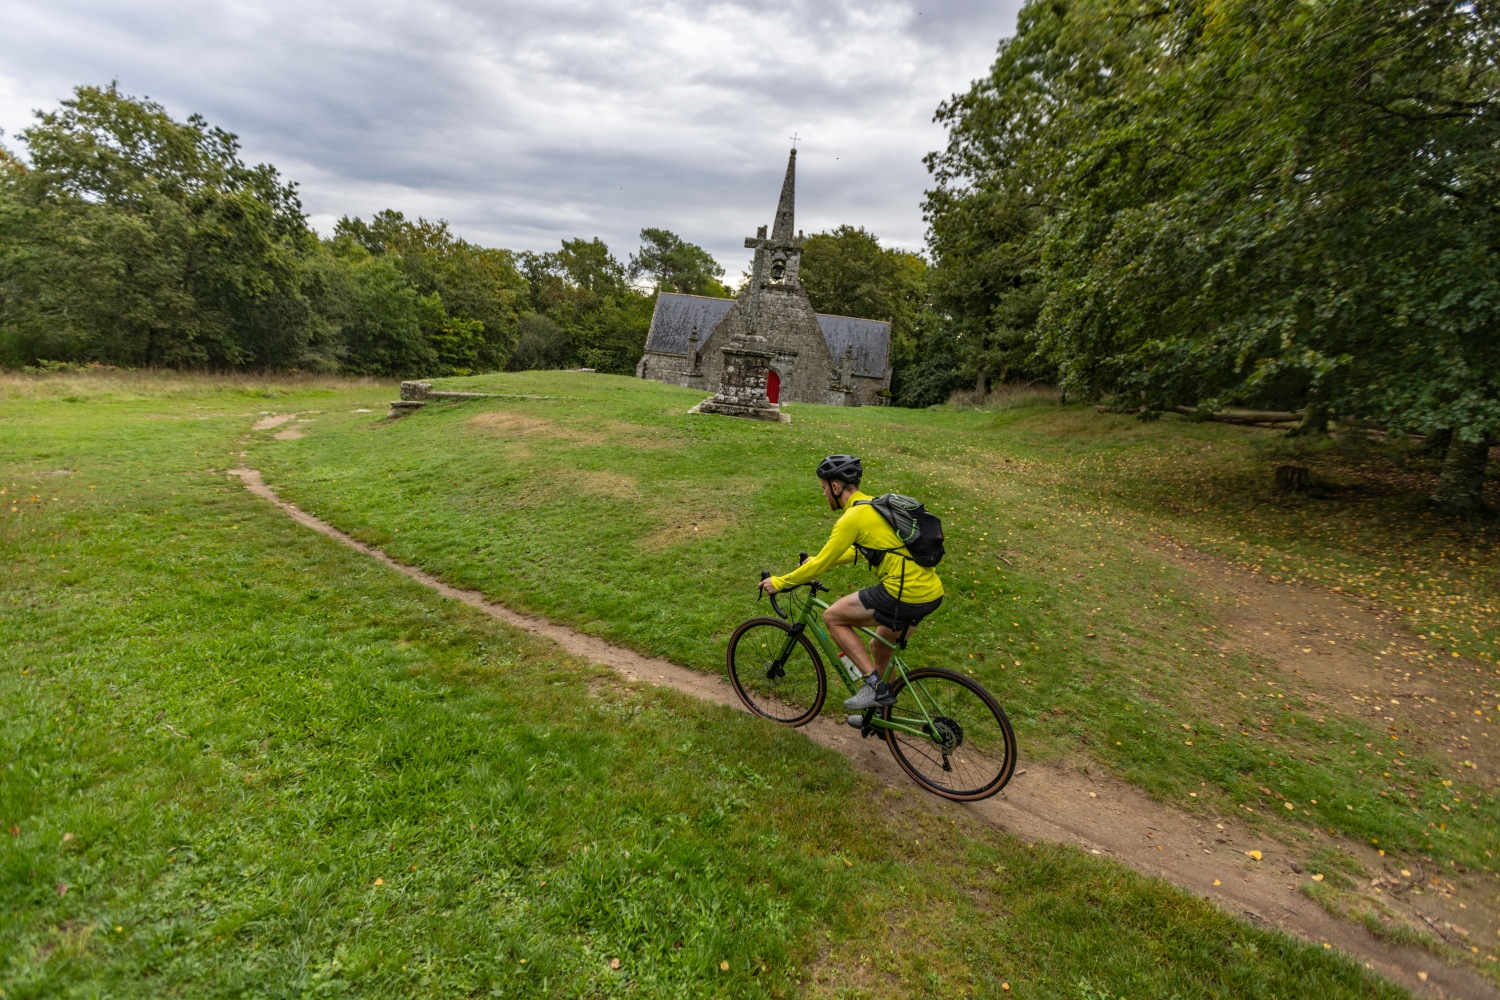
[854,494,946,569]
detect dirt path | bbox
[228,467,1496,1000]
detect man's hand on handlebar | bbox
[758,576,779,595]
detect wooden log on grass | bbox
[1171,405,1306,425]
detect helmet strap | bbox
[828,480,849,511]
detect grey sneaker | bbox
[846,714,865,729]
[843,674,894,711]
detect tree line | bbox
[0,84,942,400]
[0,84,743,380]
[923,0,1498,512]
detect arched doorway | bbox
[766,369,781,404]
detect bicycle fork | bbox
[766,624,808,680]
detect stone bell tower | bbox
[744,148,805,303]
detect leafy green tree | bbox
[305,239,434,376]
[921,0,1137,395]
[569,290,654,374]
[514,238,650,373]
[627,228,727,296]
[1031,0,1498,511]
[930,0,1498,512]
[1,83,319,368]
[800,225,929,369]
[506,313,572,371]
[333,210,524,372]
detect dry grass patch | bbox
[638,510,733,551]
[465,410,557,435]
[576,470,640,500]
[463,408,621,446]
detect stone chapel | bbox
[634,149,893,406]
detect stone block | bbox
[387,400,426,418]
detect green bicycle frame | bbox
[775,585,947,742]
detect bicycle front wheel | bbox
[882,667,1017,801]
[726,617,827,727]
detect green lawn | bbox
[1,369,1480,997]
[251,372,1498,873]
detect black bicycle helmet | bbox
[816,454,862,484]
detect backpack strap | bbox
[851,500,916,566]
[852,499,913,639]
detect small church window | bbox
[770,259,786,282]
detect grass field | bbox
[3,369,1493,997]
[248,372,1498,871]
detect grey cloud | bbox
[0,0,1022,273]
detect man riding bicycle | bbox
[758,454,944,719]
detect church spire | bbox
[771,148,796,242]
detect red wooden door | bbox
[766,369,781,403]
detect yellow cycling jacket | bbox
[770,491,944,603]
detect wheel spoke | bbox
[883,669,1015,800]
[727,620,826,727]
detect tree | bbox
[1034,0,1498,512]
[506,313,571,371]
[929,1,1499,513]
[305,239,434,375]
[627,228,726,295]
[799,225,927,362]
[2,83,320,368]
[514,238,651,374]
[333,210,525,373]
[921,0,1138,395]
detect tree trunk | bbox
[1431,435,1493,515]
[1422,428,1453,456]
[974,366,988,396]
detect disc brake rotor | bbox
[930,716,964,753]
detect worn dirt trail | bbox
[228,466,1495,1000]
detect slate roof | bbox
[643,293,890,378]
[641,293,736,355]
[816,313,890,379]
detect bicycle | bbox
[727,557,1017,801]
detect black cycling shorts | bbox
[857,585,943,632]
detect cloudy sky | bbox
[0,0,1021,276]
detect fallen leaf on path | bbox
[1246,850,1263,860]
[1213,879,1221,886]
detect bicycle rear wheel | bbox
[882,667,1016,801]
[726,617,827,727]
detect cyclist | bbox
[758,454,944,718]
